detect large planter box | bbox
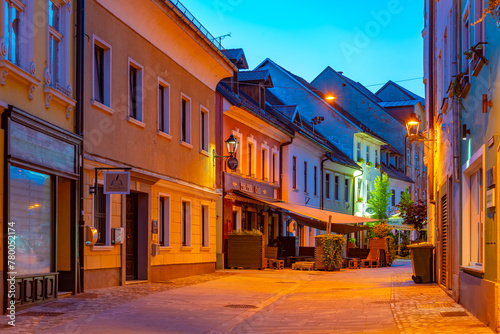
[227,235,264,269]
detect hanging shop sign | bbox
[104,171,130,194]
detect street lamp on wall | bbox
[213,134,239,171]
[406,113,435,142]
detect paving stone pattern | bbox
[0,261,494,333]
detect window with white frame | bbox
[325,173,331,199]
[4,0,26,67]
[292,156,297,189]
[391,189,396,206]
[356,142,361,161]
[158,79,170,134]
[473,0,484,46]
[128,59,143,122]
[357,179,362,199]
[181,200,191,247]
[407,148,411,166]
[415,151,419,170]
[201,204,209,247]
[47,0,70,93]
[261,143,269,181]
[272,152,277,183]
[334,175,340,200]
[94,184,111,246]
[92,36,111,107]
[180,95,191,144]
[247,137,256,177]
[375,149,378,165]
[366,146,370,163]
[159,195,170,247]
[314,166,318,196]
[344,177,350,202]
[304,161,308,193]
[200,106,209,152]
[232,129,243,173]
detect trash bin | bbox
[407,243,434,284]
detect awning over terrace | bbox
[233,191,377,234]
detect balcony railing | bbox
[161,0,224,50]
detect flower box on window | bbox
[357,197,363,203]
[357,158,364,164]
[366,161,373,167]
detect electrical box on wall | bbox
[152,243,160,256]
[112,227,124,244]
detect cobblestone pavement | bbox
[0,260,494,333]
[391,267,493,334]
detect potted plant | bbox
[348,237,356,249]
[315,234,346,271]
[357,197,363,203]
[227,229,265,269]
[369,222,393,266]
[357,157,364,164]
[366,161,373,167]
[375,163,381,169]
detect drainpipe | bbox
[76,0,85,294]
[320,154,329,210]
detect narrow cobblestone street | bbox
[0,260,492,333]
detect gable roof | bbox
[221,48,248,69]
[256,59,388,144]
[383,164,414,183]
[239,70,272,85]
[375,80,424,104]
[216,81,292,135]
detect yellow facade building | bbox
[82,0,234,289]
[0,0,80,311]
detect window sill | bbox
[460,265,484,278]
[200,149,210,157]
[127,116,146,128]
[43,85,76,113]
[91,99,114,114]
[292,188,299,193]
[91,245,114,251]
[0,59,41,100]
[160,246,172,251]
[200,247,211,252]
[157,131,172,140]
[181,141,193,149]
[180,246,192,251]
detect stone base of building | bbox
[151,262,215,282]
[459,271,497,332]
[84,268,121,290]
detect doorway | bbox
[126,193,138,280]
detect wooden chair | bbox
[362,250,379,268]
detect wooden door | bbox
[126,193,138,280]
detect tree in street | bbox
[367,174,392,220]
[397,188,427,240]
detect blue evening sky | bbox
[179,0,425,97]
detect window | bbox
[325,173,331,199]
[92,36,112,108]
[49,1,63,86]
[407,148,411,166]
[415,151,419,170]
[314,166,318,196]
[94,185,110,246]
[358,179,362,198]
[158,80,170,134]
[344,178,350,202]
[473,0,484,46]
[334,175,340,200]
[248,142,255,177]
[462,8,470,73]
[366,181,371,201]
[356,142,361,160]
[292,156,297,189]
[128,59,144,122]
[180,95,191,144]
[272,153,277,183]
[366,146,370,163]
[261,147,268,181]
[391,189,396,206]
[159,196,170,247]
[4,0,22,66]
[304,161,308,193]
[201,205,209,247]
[200,107,209,152]
[181,201,191,247]
[375,150,378,165]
